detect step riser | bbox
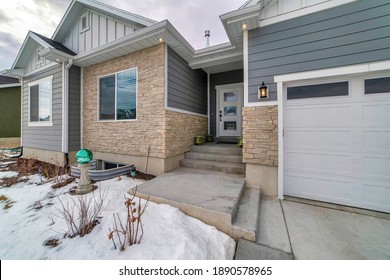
[190,145,242,156]
[180,160,245,174]
[185,152,243,163]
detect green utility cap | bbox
[76,149,93,164]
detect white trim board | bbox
[274,60,390,83]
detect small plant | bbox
[194,135,203,145]
[237,136,243,148]
[206,134,213,142]
[109,190,149,251]
[54,187,107,238]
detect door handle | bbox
[219,111,222,122]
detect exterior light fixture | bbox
[258,81,268,99]
[158,37,164,43]
[241,23,248,30]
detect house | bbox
[3,0,390,213]
[0,75,21,148]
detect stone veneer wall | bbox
[242,106,278,166]
[83,44,166,159]
[165,110,208,157]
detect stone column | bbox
[76,163,92,195]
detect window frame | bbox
[28,76,53,127]
[97,67,138,122]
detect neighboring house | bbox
[3,0,390,213]
[0,75,21,147]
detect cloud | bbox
[0,0,245,70]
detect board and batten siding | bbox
[63,8,138,54]
[68,65,81,152]
[25,45,54,74]
[22,65,62,152]
[167,47,207,115]
[248,0,390,102]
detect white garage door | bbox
[284,75,390,213]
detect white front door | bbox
[217,84,243,137]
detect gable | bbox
[62,7,141,54]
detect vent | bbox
[80,13,89,32]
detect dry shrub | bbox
[0,195,16,210]
[54,188,107,238]
[109,190,149,251]
[0,176,29,188]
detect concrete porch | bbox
[135,143,261,241]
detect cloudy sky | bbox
[0,0,246,71]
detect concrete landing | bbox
[135,167,245,237]
[235,239,293,260]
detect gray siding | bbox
[210,70,243,136]
[167,47,207,115]
[68,66,81,152]
[22,65,62,151]
[248,0,390,102]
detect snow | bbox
[0,161,235,260]
[0,171,19,179]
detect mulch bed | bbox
[128,170,155,181]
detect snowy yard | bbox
[0,159,235,260]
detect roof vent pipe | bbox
[205,30,210,47]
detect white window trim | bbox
[275,60,390,200]
[28,75,53,127]
[97,67,138,122]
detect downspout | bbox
[62,58,73,167]
[19,77,23,154]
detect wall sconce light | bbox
[241,23,248,30]
[258,81,268,99]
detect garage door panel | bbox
[285,151,352,174]
[363,131,390,153]
[284,105,352,128]
[285,130,352,151]
[362,103,390,125]
[362,156,390,178]
[362,183,390,212]
[285,174,352,203]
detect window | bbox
[287,81,348,100]
[99,68,137,121]
[365,77,390,95]
[29,76,52,124]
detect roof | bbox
[31,32,76,56]
[0,75,19,85]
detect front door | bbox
[217,84,243,137]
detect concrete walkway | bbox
[237,196,390,260]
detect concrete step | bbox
[134,167,246,237]
[185,151,243,163]
[180,158,245,174]
[190,144,242,156]
[231,187,261,241]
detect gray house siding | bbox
[210,70,243,137]
[68,65,81,152]
[22,65,62,151]
[167,47,207,115]
[248,0,390,102]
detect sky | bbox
[0,0,246,71]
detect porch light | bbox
[258,81,268,99]
[158,37,164,43]
[241,23,248,30]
